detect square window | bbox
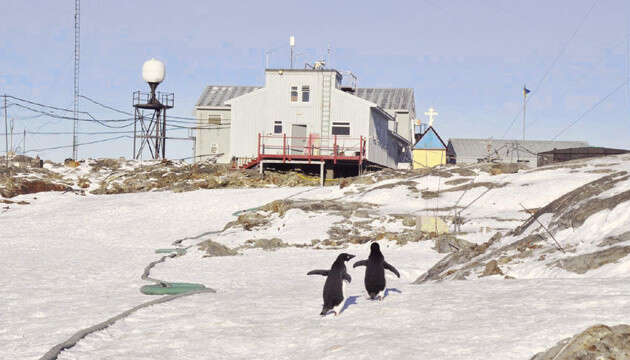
[210,144,219,154]
[207,114,221,125]
[331,122,350,136]
[274,121,283,134]
[290,86,298,102]
[301,86,310,102]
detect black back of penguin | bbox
[364,243,386,295]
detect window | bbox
[274,121,283,134]
[290,86,298,102]
[210,144,219,154]
[207,114,221,125]
[301,86,310,102]
[331,122,350,136]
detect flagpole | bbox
[523,85,527,142]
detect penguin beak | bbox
[347,254,355,260]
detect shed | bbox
[446,138,588,165]
[412,126,447,168]
[537,147,630,166]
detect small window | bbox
[331,122,350,136]
[210,144,219,154]
[207,114,221,125]
[274,121,283,134]
[290,86,298,102]
[301,86,310,102]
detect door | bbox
[291,124,307,155]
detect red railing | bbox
[257,133,366,165]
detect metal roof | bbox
[447,138,589,163]
[354,88,416,119]
[538,146,629,155]
[195,85,417,118]
[195,86,261,107]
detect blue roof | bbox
[414,127,446,150]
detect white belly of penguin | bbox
[332,280,348,315]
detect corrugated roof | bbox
[354,88,416,119]
[196,86,261,107]
[447,138,589,163]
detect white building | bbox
[194,69,416,174]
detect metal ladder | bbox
[320,73,332,154]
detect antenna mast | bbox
[72,0,80,160]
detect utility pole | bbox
[523,85,530,141]
[4,95,7,168]
[23,129,26,155]
[290,35,295,69]
[72,0,80,160]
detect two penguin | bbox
[307,243,400,316]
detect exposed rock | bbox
[444,178,472,186]
[481,260,504,276]
[247,238,288,251]
[0,179,71,198]
[433,235,475,254]
[198,240,239,257]
[224,213,270,231]
[261,199,290,217]
[530,324,630,360]
[414,232,503,284]
[514,171,630,236]
[552,246,630,274]
[598,231,630,247]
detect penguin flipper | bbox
[384,261,400,278]
[307,270,329,276]
[352,260,367,268]
[343,272,352,283]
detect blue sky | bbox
[1,0,629,161]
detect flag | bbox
[523,86,531,96]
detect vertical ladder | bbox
[320,73,332,154]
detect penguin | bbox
[307,253,355,316]
[353,242,400,300]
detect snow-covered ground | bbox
[4,155,630,359]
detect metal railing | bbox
[257,133,366,165]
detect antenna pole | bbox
[72,0,80,160]
[4,95,7,168]
[523,85,527,142]
[290,36,295,69]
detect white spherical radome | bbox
[142,58,165,83]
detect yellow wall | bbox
[413,149,446,169]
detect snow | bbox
[4,155,630,359]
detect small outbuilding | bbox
[446,138,588,165]
[412,126,447,168]
[537,147,630,167]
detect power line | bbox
[80,93,201,123]
[25,135,131,153]
[551,80,627,140]
[501,0,599,139]
[79,94,133,116]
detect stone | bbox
[481,260,504,277]
[530,324,630,360]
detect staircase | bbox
[239,158,260,169]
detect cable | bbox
[11,103,135,129]
[79,94,133,116]
[501,0,599,139]
[79,93,201,123]
[551,80,627,140]
[24,135,132,153]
